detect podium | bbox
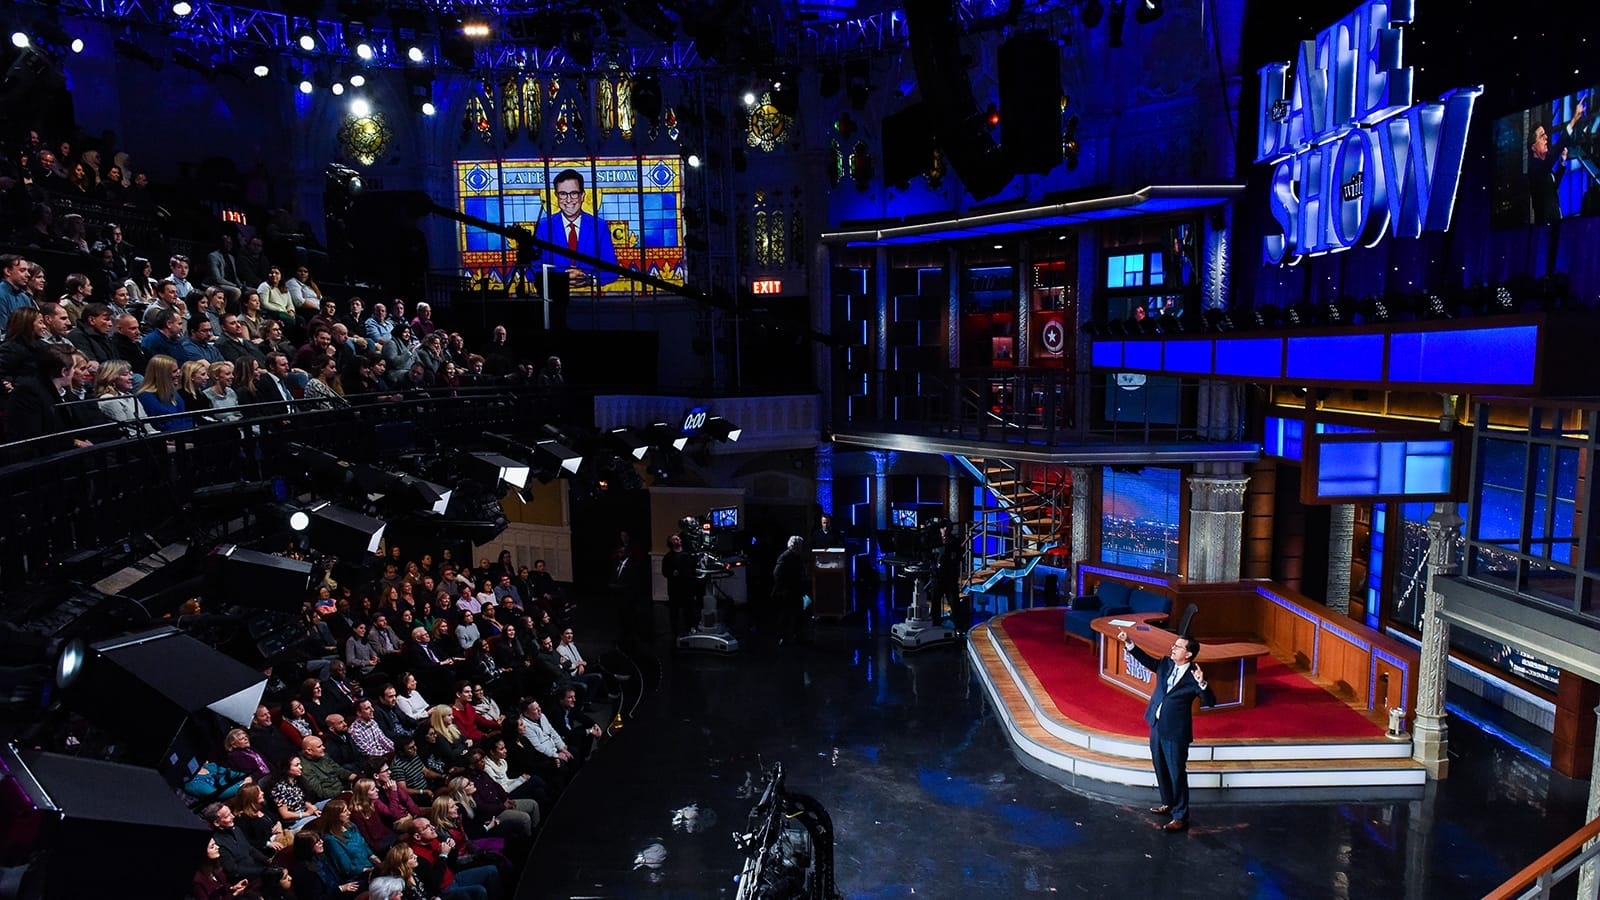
[811,550,850,618]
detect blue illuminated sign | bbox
[1256,1,1482,265]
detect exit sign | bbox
[751,279,782,295]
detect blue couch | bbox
[1063,579,1173,645]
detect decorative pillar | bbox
[873,246,890,421]
[1412,502,1463,779]
[813,240,833,429]
[1402,781,1440,900]
[1326,503,1355,615]
[1068,466,1093,592]
[1185,472,1250,584]
[1579,705,1600,900]
[1016,240,1032,363]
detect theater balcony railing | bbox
[0,385,565,590]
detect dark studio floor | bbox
[518,589,1592,900]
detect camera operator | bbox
[935,521,970,635]
[662,532,702,637]
[771,536,809,646]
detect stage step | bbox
[967,619,1426,793]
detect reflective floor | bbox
[520,597,1592,899]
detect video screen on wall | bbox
[1100,466,1182,574]
[454,156,686,292]
[1491,87,1600,228]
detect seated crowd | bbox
[186,546,614,900]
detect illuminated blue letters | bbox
[1256,0,1480,265]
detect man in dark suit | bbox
[809,514,845,550]
[1116,629,1216,832]
[532,168,619,289]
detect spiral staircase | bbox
[954,457,1071,607]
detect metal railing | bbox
[1482,816,1600,900]
[841,367,1076,445]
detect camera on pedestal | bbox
[676,513,742,653]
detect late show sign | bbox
[1256,0,1481,265]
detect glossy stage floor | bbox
[520,592,1591,899]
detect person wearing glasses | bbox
[532,169,619,289]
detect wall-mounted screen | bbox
[1491,87,1600,228]
[454,156,687,291]
[1100,466,1182,574]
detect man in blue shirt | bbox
[182,315,224,363]
[141,308,191,362]
[0,254,35,332]
[532,169,620,290]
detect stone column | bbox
[1412,502,1463,779]
[1326,503,1355,615]
[873,246,890,421]
[1579,706,1600,899]
[1185,473,1250,584]
[1068,466,1093,594]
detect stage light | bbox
[350,96,371,116]
[55,637,85,689]
[1421,294,1452,320]
[606,427,650,460]
[647,422,689,451]
[70,37,84,53]
[305,501,387,558]
[466,451,530,490]
[252,62,270,76]
[355,41,374,60]
[407,45,426,62]
[298,32,317,51]
[535,439,583,476]
[1135,0,1163,23]
[421,101,436,116]
[11,32,29,49]
[349,73,365,86]
[461,21,492,39]
[171,0,193,15]
[703,416,742,443]
[331,81,345,95]
[288,508,311,531]
[299,79,314,93]
[743,91,757,106]
[686,153,702,168]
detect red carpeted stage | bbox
[969,609,1426,793]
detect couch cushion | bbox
[1096,579,1131,610]
[1128,588,1171,616]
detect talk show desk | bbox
[1074,563,1421,723]
[1090,613,1270,711]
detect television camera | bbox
[675,511,746,654]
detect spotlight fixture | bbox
[1135,0,1163,24]
[350,96,371,117]
[253,62,270,77]
[288,508,311,531]
[305,501,387,558]
[461,20,492,39]
[647,422,689,451]
[331,81,345,95]
[299,79,314,94]
[70,37,84,53]
[171,0,193,15]
[421,101,436,116]
[407,45,426,62]
[534,439,583,476]
[606,427,651,460]
[465,451,531,490]
[349,73,365,86]
[11,32,29,49]
[1421,293,1453,320]
[686,153,702,168]
[297,30,317,51]
[355,41,374,60]
[743,91,757,107]
[703,416,742,443]
[1365,297,1394,323]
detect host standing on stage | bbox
[535,169,619,289]
[1116,629,1215,832]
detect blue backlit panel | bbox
[1091,341,1124,368]
[1163,340,1214,374]
[1264,415,1304,460]
[1314,438,1456,499]
[1287,334,1385,381]
[1214,337,1284,378]
[1388,326,1538,386]
[1123,341,1162,371]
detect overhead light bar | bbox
[306,501,387,558]
[535,439,583,475]
[466,451,530,490]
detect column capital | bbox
[1186,474,1250,512]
